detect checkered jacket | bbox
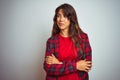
[44,32,92,80]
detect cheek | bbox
[56,18,59,23]
[57,17,60,21]
[66,20,70,26]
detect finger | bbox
[86,64,92,67]
[85,66,91,70]
[48,58,53,61]
[46,57,53,61]
[46,61,52,64]
[46,59,51,63]
[45,57,50,61]
[46,56,53,58]
[51,54,56,58]
[85,68,90,72]
[86,61,92,64]
[89,67,92,70]
[84,69,89,72]
[84,59,86,61]
[46,59,52,64]
[46,57,53,63]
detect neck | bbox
[60,29,69,37]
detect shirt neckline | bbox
[59,33,70,39]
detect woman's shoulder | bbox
[47,34,59,42]
[79,32,88,39]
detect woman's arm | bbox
[82,33,92,61]
[44,59,77,76]
[45,54,92,73]
[43,38,77,76]
[80,33,92,71]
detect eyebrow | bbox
[57,12,64,16]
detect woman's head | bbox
[52,3,83,54]
[56,9,70,33]
[52,3,83,37]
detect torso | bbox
[58,34,79,80]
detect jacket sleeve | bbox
[82,33,92,61]
[43,38,77,76]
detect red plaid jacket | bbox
[44,32,92,80]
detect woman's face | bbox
[56,9,70,31]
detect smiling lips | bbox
[58,22,64,26]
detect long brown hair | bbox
[52,3,84,55]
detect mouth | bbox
[58,23,64,26]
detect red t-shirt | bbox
[58,34,79,80]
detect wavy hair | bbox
[52,3,84,55]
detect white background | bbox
[0,0,120,80]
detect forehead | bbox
[57,9,64,15]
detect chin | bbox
[58,26,65,30]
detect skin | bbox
[46,9,92,72]
[56,9,70,37]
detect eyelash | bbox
[57,15,60,17]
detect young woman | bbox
[44,3,92,80]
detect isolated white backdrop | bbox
[0,0,120,80]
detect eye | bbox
[57,14,60,18]
[64,15,67,18]
[63,15,68,19]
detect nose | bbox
[60,16,64,21]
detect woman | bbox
[44,3,92,80]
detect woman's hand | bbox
[76,59,92,72]
[46,54,61,64]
